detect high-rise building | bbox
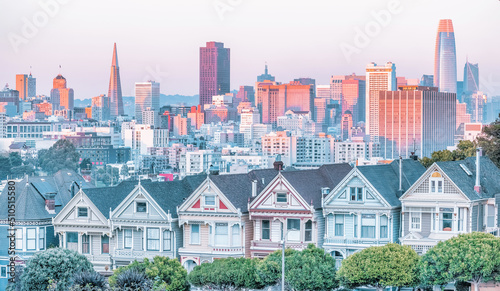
[256,81,314,126]
[236,86,255,104]
[470,92,487,123]
[135,81,160,124]
[108,43,124,118]
[50,74,74,113]
[330,76,344,102]
[199,41,230,108]
[91,94,110,122]
[187,105,205,130]
[0,84,20,116]
[456,100,471,130]
[464,60,479,94]
[377,86,456,159]
[257,63,275,82]
[341,113,353,141]
[365,62,397,141]
[420,75,434,87]
[342,78,366,124]
[434,19,457,93]
[142,107,159,128]
[16,73,36,100]
[316,85,331,99]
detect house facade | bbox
[400,155,500,254]
[177,169,278,271]
[249,164,352,258]
[0,170,91,290]
[322,159,425,267]
[53,177,204,271]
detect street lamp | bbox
[281,227,299,291]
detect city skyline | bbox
[1,0,499,99]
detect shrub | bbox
[114,269,153,290]
[71,271,109,290]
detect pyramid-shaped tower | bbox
[108,43,124,118]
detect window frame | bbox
[287,218,301,241]
[26,228,36,251]
[361,214,376,239]
[147,228,160,251]
[204,195,216,207]
[276,192,288,203]
[231,224,240,246]
[15,228,23,250]
[77,207,88,218]
[136,201,147,213]
[334,214,344,237]
[163,230,172,251]
[124,229,133,249]
[380,215,389,239]
[409,211,421,231]
[191,224,200,245]
[304,220,313,242]
[349,187,363,202]
[441,212,454,231]
[261,220,270,240]
[39,227,45,250]
[215,223,229,246]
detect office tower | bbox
[316,85,331,99]
[377,86,456,159]
[142,107,159,128]
[236,86,255,104]
[365,62,397,141]
[330,76,344,102]
[91,94,110,122]
[341,113,353,141]
[0,84,20,116]
[173,114,191,136]
[16,73,36,100]
[108,43,124,118]
[420,75,434,87]
[456,100,471,130]
[257,63,275,82]
[314,98,327,124]
[50,74,74,112]
[342,79,366,124]
[187,105,205,130]
[256,81,314,126]
[434,19,457,93]
[470,92,486,123]
[135,81,160,124]
[464,60,479,94]
[199,41,230,108]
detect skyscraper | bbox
[342,78,366,124]
[91,94,110,122]
[365,62,397,141]
[16,73,36,100]
[434,19,457,93]
[377,86,456,159]
[50,74,74,112]
[135,81,160,124]
[108,43,124,118]
[199,41,230,108]
[463,60,479,94]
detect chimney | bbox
[475,147,482,194]
[399,156,403,191]
[45,193,56,213]
[273,154,284,171]
[252,180,258,197]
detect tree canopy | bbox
[420,140,476,168]
[419,232,500,291]
[337,243,420,291]
[478,115,500,168]
[17,248,93,291]
[38,139,80,174]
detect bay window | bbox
[215,223,229,246]
[305,220,312,242]
[335,214,344,236]
[39,227,45,250]
[380,215,388,238]
[27,228,36,250]
[361,214,376,238]
[231,225,240,246]
[410,212,421,231]
[287,219,301,241]
[124,229,132,249]
[163,231,172,251]
[262,220,270,240]
[82,234,90,254]
[191,225,200,244]
[101,235,109,254]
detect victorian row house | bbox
[0,170,91,290]
[3,153,500,284]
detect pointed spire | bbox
[112,43,119,67]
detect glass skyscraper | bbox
[463,60,479,94]
[434,19,457,93]
[199,42,230,108]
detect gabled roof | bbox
[209,168,279,212]
[357,159,426,207]
[84,175,206,219]
[281,163,352,208]
[0,169,92,221]
[435,156,500,200]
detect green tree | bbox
[109,256,188,291]
[337,243,420,291]
[18,248,93,291]
[9,152,23,167]
[80,158,92,171]
[120,164,129,177]
[419,232,500,291]
[38,140,80,174]
[0,154,12,179]
[257,244,339,291]
[189,257,264,290]
[478,115,500,167]
[420,140,476,168]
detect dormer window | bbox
[276,193,287,203]
[350,187,363,202]
[430,172,444,193]
[77,207,88,218]
[204,195,216,206]
[136,202,147,213]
